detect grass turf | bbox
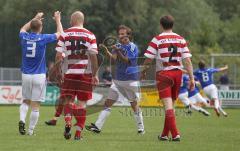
[0,106,239,151]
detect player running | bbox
[18,11,63,135]
[194,60,228,117]
[141,15,195,141]
[178,74,210,116]
[85,25,145,134]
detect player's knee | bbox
[31,101,40,110]
[23,99,31,105]
[104,99,114,108]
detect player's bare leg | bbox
[159,98,180,141]
[19,99,30,135]
[28,101,40,135]
[85,99,115,133]
[130,101,145,134]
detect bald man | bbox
[54,11,99,140]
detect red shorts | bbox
[60,74,92,101]
[156,69,182,100]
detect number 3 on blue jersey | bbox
[202,72,209,82]
[26,41,36,58]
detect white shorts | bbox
[203,84,218,100]
[108,80,140,102]
[22,73,46,102]
[178,92,190,106]
[189,93,208,104]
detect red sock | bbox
[161,110,170,137]
[73,108,86,129]
[64,103,75,125]
[167,109,179,138]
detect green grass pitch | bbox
[0,106,239,151]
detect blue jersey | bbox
[179,74,189,94]
[194,68,219,88]
[20,32,57,74]
[113,42,139,81]
[188,85,200,97]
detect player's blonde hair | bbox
[30,19,42,32]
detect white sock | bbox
[19,103,29,123]
[95,108,111,130]
[214,99,220,109]
[190,104,201,112]
[218,107,227,115]
[29,110,39,131]
[134,109,144,131]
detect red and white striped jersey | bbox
[144,32,191,72]
[56,27,98,75]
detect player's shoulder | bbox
[157,32,184,40]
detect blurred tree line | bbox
[0,0,239,67]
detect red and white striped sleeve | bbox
[144,37,158,59]
[88,34,98,54]
[181,39,192,59]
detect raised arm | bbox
[112,45,130,64]
[100,44,117,60]
[53,11,63,39]
[20,12,44,33]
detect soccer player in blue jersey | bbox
[179,74,210,115]
[194,60,228,117]
[178,74,209,116]
[85,25,145,134]
[18,11,63,135]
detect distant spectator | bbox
[219,71,229,90]
[102,66,112,86]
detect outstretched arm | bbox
[218,65,228,72]
[20,12,44,33]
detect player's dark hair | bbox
[160,15,174,30]
[117,25,133,40]
[30,19,42,32]
[198,60,206,69]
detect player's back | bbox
[145,32,191,72]
[194,68,218,88]
[20,32,56,74]
[57,27,97,75]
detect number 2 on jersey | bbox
[26,41,36,58]
[168,44,178,62]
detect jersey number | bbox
[168,44,178,62]
[26,41,36,58]
[202,72,209,82]
[69,38,87,55]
